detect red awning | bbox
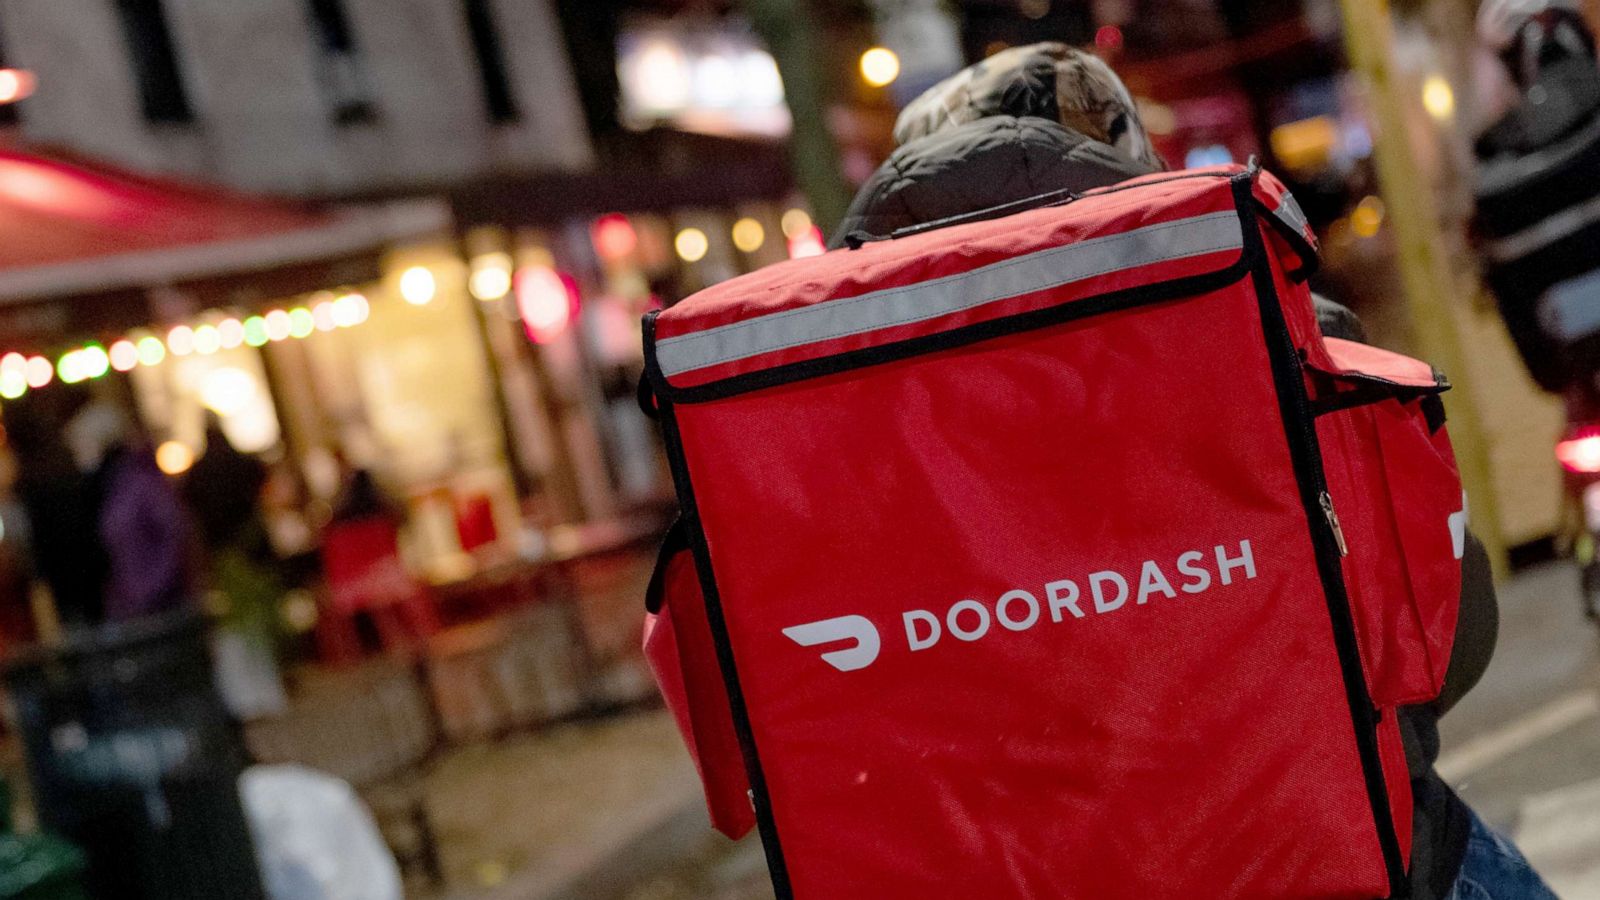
[0,147,448,303]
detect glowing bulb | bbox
[136,336,166,366]
[787,225,826,259]
[155,441,195,476]
[264,309,292,342]
[470,266,512,301]
[859,47,900,88]
[167,325,195,356]
[399,266,436,306]
[1422,74,1455,121]
[218,318,245,349]
[732,218,766,253]
[1351,195,1386,239]
[192,324,221,355]
[0,69,37,105]
[25,356,51,388]
[675,227,709,263]
[591,214,638,261]
[288,307,315,338]
[243,316,269,347]
[781,209,812,240]
[56,351,83,384]
[0,369,25,399]
[470,253,514,300]
[0,353,23,376]
[109,340,138,372]
[332,294,361,327]
[78,344,109,379]
[312,301,337,332]
[515,266,577,344]
[332,293,369,327]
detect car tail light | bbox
[1557,427,1600,473]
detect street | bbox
[1443,561,1600,897]
[618,560,1600,900]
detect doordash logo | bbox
[781,616,881,672]
[783,541,1258,672]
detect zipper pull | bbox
[1320,491,1349,557]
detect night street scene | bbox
[1,0,1600,898]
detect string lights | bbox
[0,291,371,405]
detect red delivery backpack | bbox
[639,164,1464,899]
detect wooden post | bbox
[741,0,854,234]
[1338,0,1508,576]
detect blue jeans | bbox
[1445,810,1559,900]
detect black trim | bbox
[853,169,1249,248]
[646,259,1250,404]
[1310,385,1406,417]
[636,371,659,420]
[885,186,1081,241]
[1422,395,1448,435]
[1232,174,1411,898]
[1307,366,1450,418]
[656,397,795,898]
[643,517,688,615]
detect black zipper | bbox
[1232,174,1410,898]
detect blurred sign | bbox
[617,20,790,138]
[868,0,964,105]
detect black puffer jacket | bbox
[835,44,1494,900]
[832,115,1149,243]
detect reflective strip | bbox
[1485,188,1600,262]
[1478,110,1600,198]
[1541,267,1600,341]
[655,211,1243,378]
[1272,192,1315,247]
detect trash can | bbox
[0,776,90,900]
[3,611,266,900]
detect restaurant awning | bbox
[0,147,449,306]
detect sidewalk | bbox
[420,709,724,900]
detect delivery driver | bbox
[828,42,1549,900]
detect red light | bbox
[592,214,638,261]
[1095,25,1124,51]
[787,225,826,259]
[1557,429,1600,473]
[515,266,581,344]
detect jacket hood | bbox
[895,42,1164,172]
[832,116,1153,245]
[831,43,1164,247]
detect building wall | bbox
[1,0,592,196]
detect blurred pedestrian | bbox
[185,417,287,719]
[185,416,268,554]
[65,400,190,622]
[834,43,1549,900]
[5,391,107,628]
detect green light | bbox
[79,344,110,379]
[57,351,82,384]
[136,336,166,366]
[243,316,269,347]
[0,369,25,399]
[288,307,315,339]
